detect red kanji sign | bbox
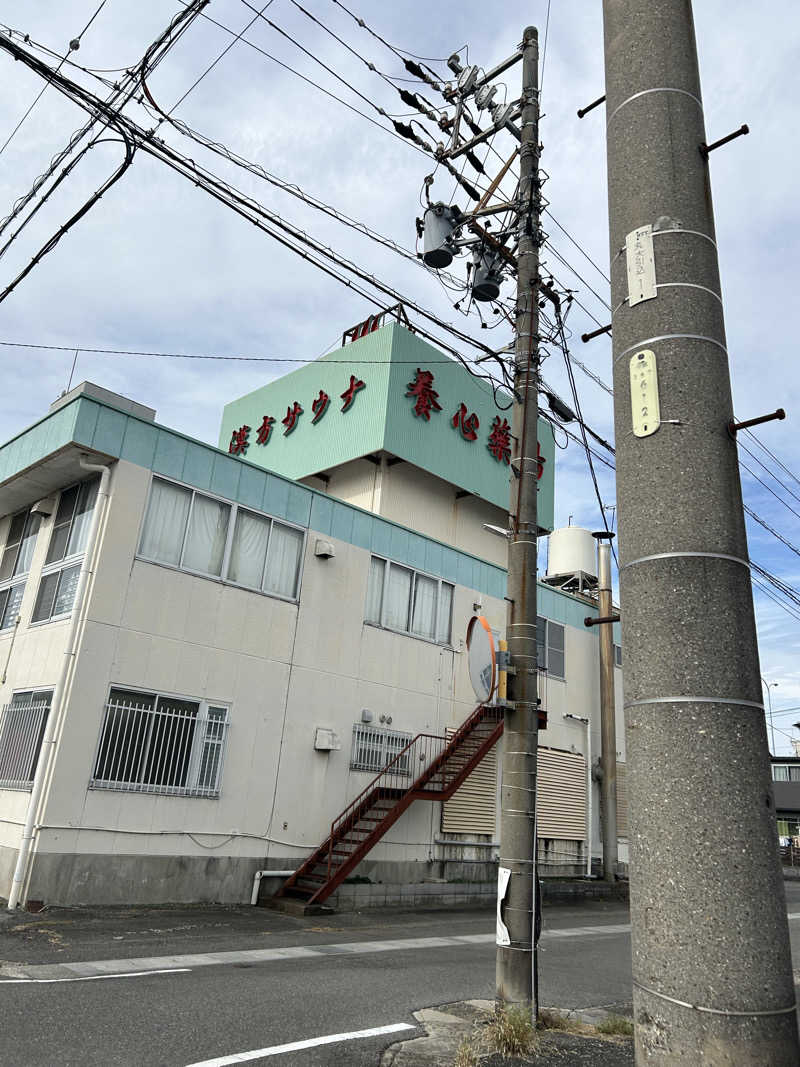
[256,415,275,445]
[340,375,366,412]
[282,402,303,435]
[229,425,250,455]
[487,416,512,464]
[451,402,480,442]
[311,391,330,424]
[406,368,442,421]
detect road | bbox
[0,883,798,1066]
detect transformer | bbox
[471,247,503,302]
[422,202,459,268]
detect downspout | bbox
[7,455,112,910]
[563,713,592,877]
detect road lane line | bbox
[183,1023,416,1065]
[0,967,191,985]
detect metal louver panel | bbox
[441,729,498,835]
[536,746,587,840]
[616,761,628,838]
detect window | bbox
[0,690,52,789]
[31,478,98,624]
[0,509,41,630]
[91,687,229,797]
[365,556,453,644]
[138,477,304,600]
[350,723,412,774]
[536,616,565,679]
[614,644,622,668]
[773,765,800,783]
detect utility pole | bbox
[602,1,800,1061]
[496,25,540,1014]
[594,531,617,882]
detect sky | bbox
[0,1,798,750]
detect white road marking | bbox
[183,1023,416,1065]
[0,967,191,984]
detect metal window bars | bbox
[0,700,50,789]
[90,698,229,797]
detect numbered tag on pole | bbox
[630,349,661,437]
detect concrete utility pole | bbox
[602,1,800,1061]
[496,25,540,1014]
[594,532,618,882]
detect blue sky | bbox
[0,1,798,748]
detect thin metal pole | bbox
[602,1,800,1060]
[496,24,540,1015]
[761,677,777,755]
[594,533,617,882]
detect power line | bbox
[744,427,800,492]
[737,438,800,508]
[740,460,800,522]
[744,504,800,561]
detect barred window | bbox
[31,478,98,625]
[614,644,622,668]
[350,723,412,775]
[0,690,52,789]
[365,556,453,644]
[0,508,41,630]
[138,477,304,600]
[536,616,565,680]
[91,687,229,797]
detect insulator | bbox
[422,202,459,268]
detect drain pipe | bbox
[251,869,295,907]
[7,455,112,910]
[564,713,592,877]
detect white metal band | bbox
[613,227,717,262]
[614,334,728,364]
[625,696,764,711]
[613,284,721,314]
[634,980,797,1018]
[622,551,749,571]
[606,87,703,127]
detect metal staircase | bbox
[273,703,504,908]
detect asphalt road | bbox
[0,884,798,1066]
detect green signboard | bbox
[219,322,554,532]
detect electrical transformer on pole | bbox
[602,0,800,1061]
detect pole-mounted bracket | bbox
[584,614,620,627]
[700,124,749,158]
[577,94,605,119]
[728,408,785,436]
[581,323,612,343]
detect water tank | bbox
[545,527,597,588]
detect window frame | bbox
[0,508,41,632]
[365,554,454,646]
[536,616,566,681]
[30,477,99,627]
[350,723,414,775]
[136,475,307,605]
[89,685,230,798]
[0,687,53,790]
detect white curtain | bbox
[229,510,269,588]
[411,574,437,640]
[183,495,230,576]
[264,524,303,597]
[139,480,191,565]
[365,557,385,624]
[53,563,81,616]
[14,514,41,575]
[67,478,99,557]
[436,582,453,644]
[385,564,412,632]
[1,582,24,629]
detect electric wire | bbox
[328,0,446,81]
[737,439,800,508]
[539,0,551,99]
[744,428,800,492]
[744,505,800,561]
[739,460,800,522]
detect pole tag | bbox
[626,224,657,305]
[630,349,661,437]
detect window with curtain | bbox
[31,477,99,625]
[536,616,566,679]
[137,477,304,600]
[0,508,41,631]
[365,555,453,645]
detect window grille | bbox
[137,477,304,601]
[0,508,41,630]
[90,688,229,797]
[31,478,98,625]
[0,691,52,789]
[350,723,413,775]
[365,556,453,645]
[536,616,566,679]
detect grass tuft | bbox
[596,1014,634,1036]
[453,1037,479,1067]
[537,1007,573,1031]
[485,1004,538,1057]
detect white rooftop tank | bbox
[544,526,598,592]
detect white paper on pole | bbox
[496,866,511,946]
[626,224,657,305]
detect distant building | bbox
[0,321,625,906]
[771,757,800,841]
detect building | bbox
[771,756,800,843]
[0,320,625,907]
